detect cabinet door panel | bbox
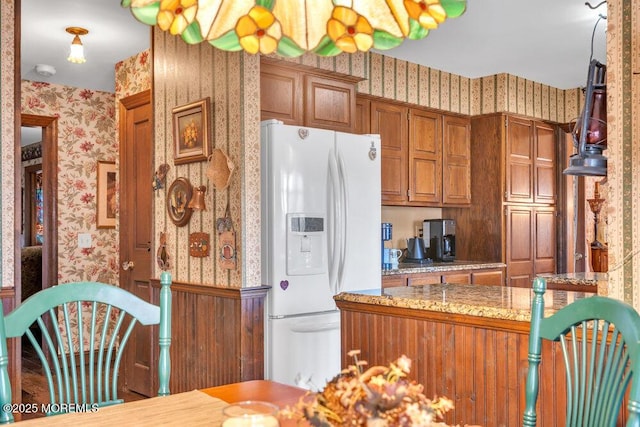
[534,207,556,274]
[443,115,471,205]
[355,98,371,135]
[409,109,441,203]
[506,117,534,202]
[372,102,408,204]
[506,206,534,287]
[260,64,302,125]
[304,75,355,132]
[534,122,556,203]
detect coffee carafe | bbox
[405,237,427,261]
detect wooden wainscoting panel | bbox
[339,304,630,426]
[151,280,268,393]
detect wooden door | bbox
[442,115,471,205]
[372,102,408,204]
[534,121,556,204]
[119,90,155,396]
[505,117,534,203]
[505,205,534,287]
[408,109,441,204]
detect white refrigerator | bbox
[261,119,381,389]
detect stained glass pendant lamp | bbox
[122,0,467,56]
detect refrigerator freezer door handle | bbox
[327,151,340,295]
[290,321,340,333]
[336,152,348,293]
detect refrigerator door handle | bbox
[336,151,348,293]
[290,321,340,333]
[327,150,340,295]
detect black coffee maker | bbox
[423,219,456,262]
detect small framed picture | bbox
[96,161,117,229]
[172,97,211,164]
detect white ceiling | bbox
[20,0,607,94]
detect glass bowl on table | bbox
[222,401,280,426]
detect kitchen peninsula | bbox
[335,284,611,426]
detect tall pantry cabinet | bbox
[443,113,557,287]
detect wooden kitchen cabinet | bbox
[443,113,558,287]
[371,101,409,204]
[505,116,556,204]
[443,115,471,205]
[363,95,470,207]
[260,59,359,132]
[505,205,557,287]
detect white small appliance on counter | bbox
[261,120,381,390]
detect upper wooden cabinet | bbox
[371,101,409,204]
[360,96,470,207]
[443,115,471,205]
[260,60,359,133]
[505,116,556,204]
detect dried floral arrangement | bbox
[282,350,455,427]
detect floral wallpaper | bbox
[21,80,118,285]
[116,49,152,98]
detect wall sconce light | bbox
[66,26,88,64]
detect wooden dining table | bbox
[15,380,308,426]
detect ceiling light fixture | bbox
[123,0,466,56]
[66,26,88,64]
[34,64,56,77]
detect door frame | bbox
[20,114,58,292]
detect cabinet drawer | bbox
[472,270,504,286]
[408,273,441,286]
[382,275,406,288]
[442,272,471,284]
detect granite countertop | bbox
[382,260,505,276]
[335,283,594,322]
[537,272,607,288]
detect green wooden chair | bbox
[523,277,640,427]
[0,271,172,424]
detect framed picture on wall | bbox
[172,97,211,165]
[96,160,117,229]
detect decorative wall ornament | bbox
[96,161,117,229]
[153,163,170,191]
[189,232,210,257]
[166,177,193,226]
[216,203,236,269]
[206,148,234,191]
[172,97,211,165]
[157,232,171,270]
